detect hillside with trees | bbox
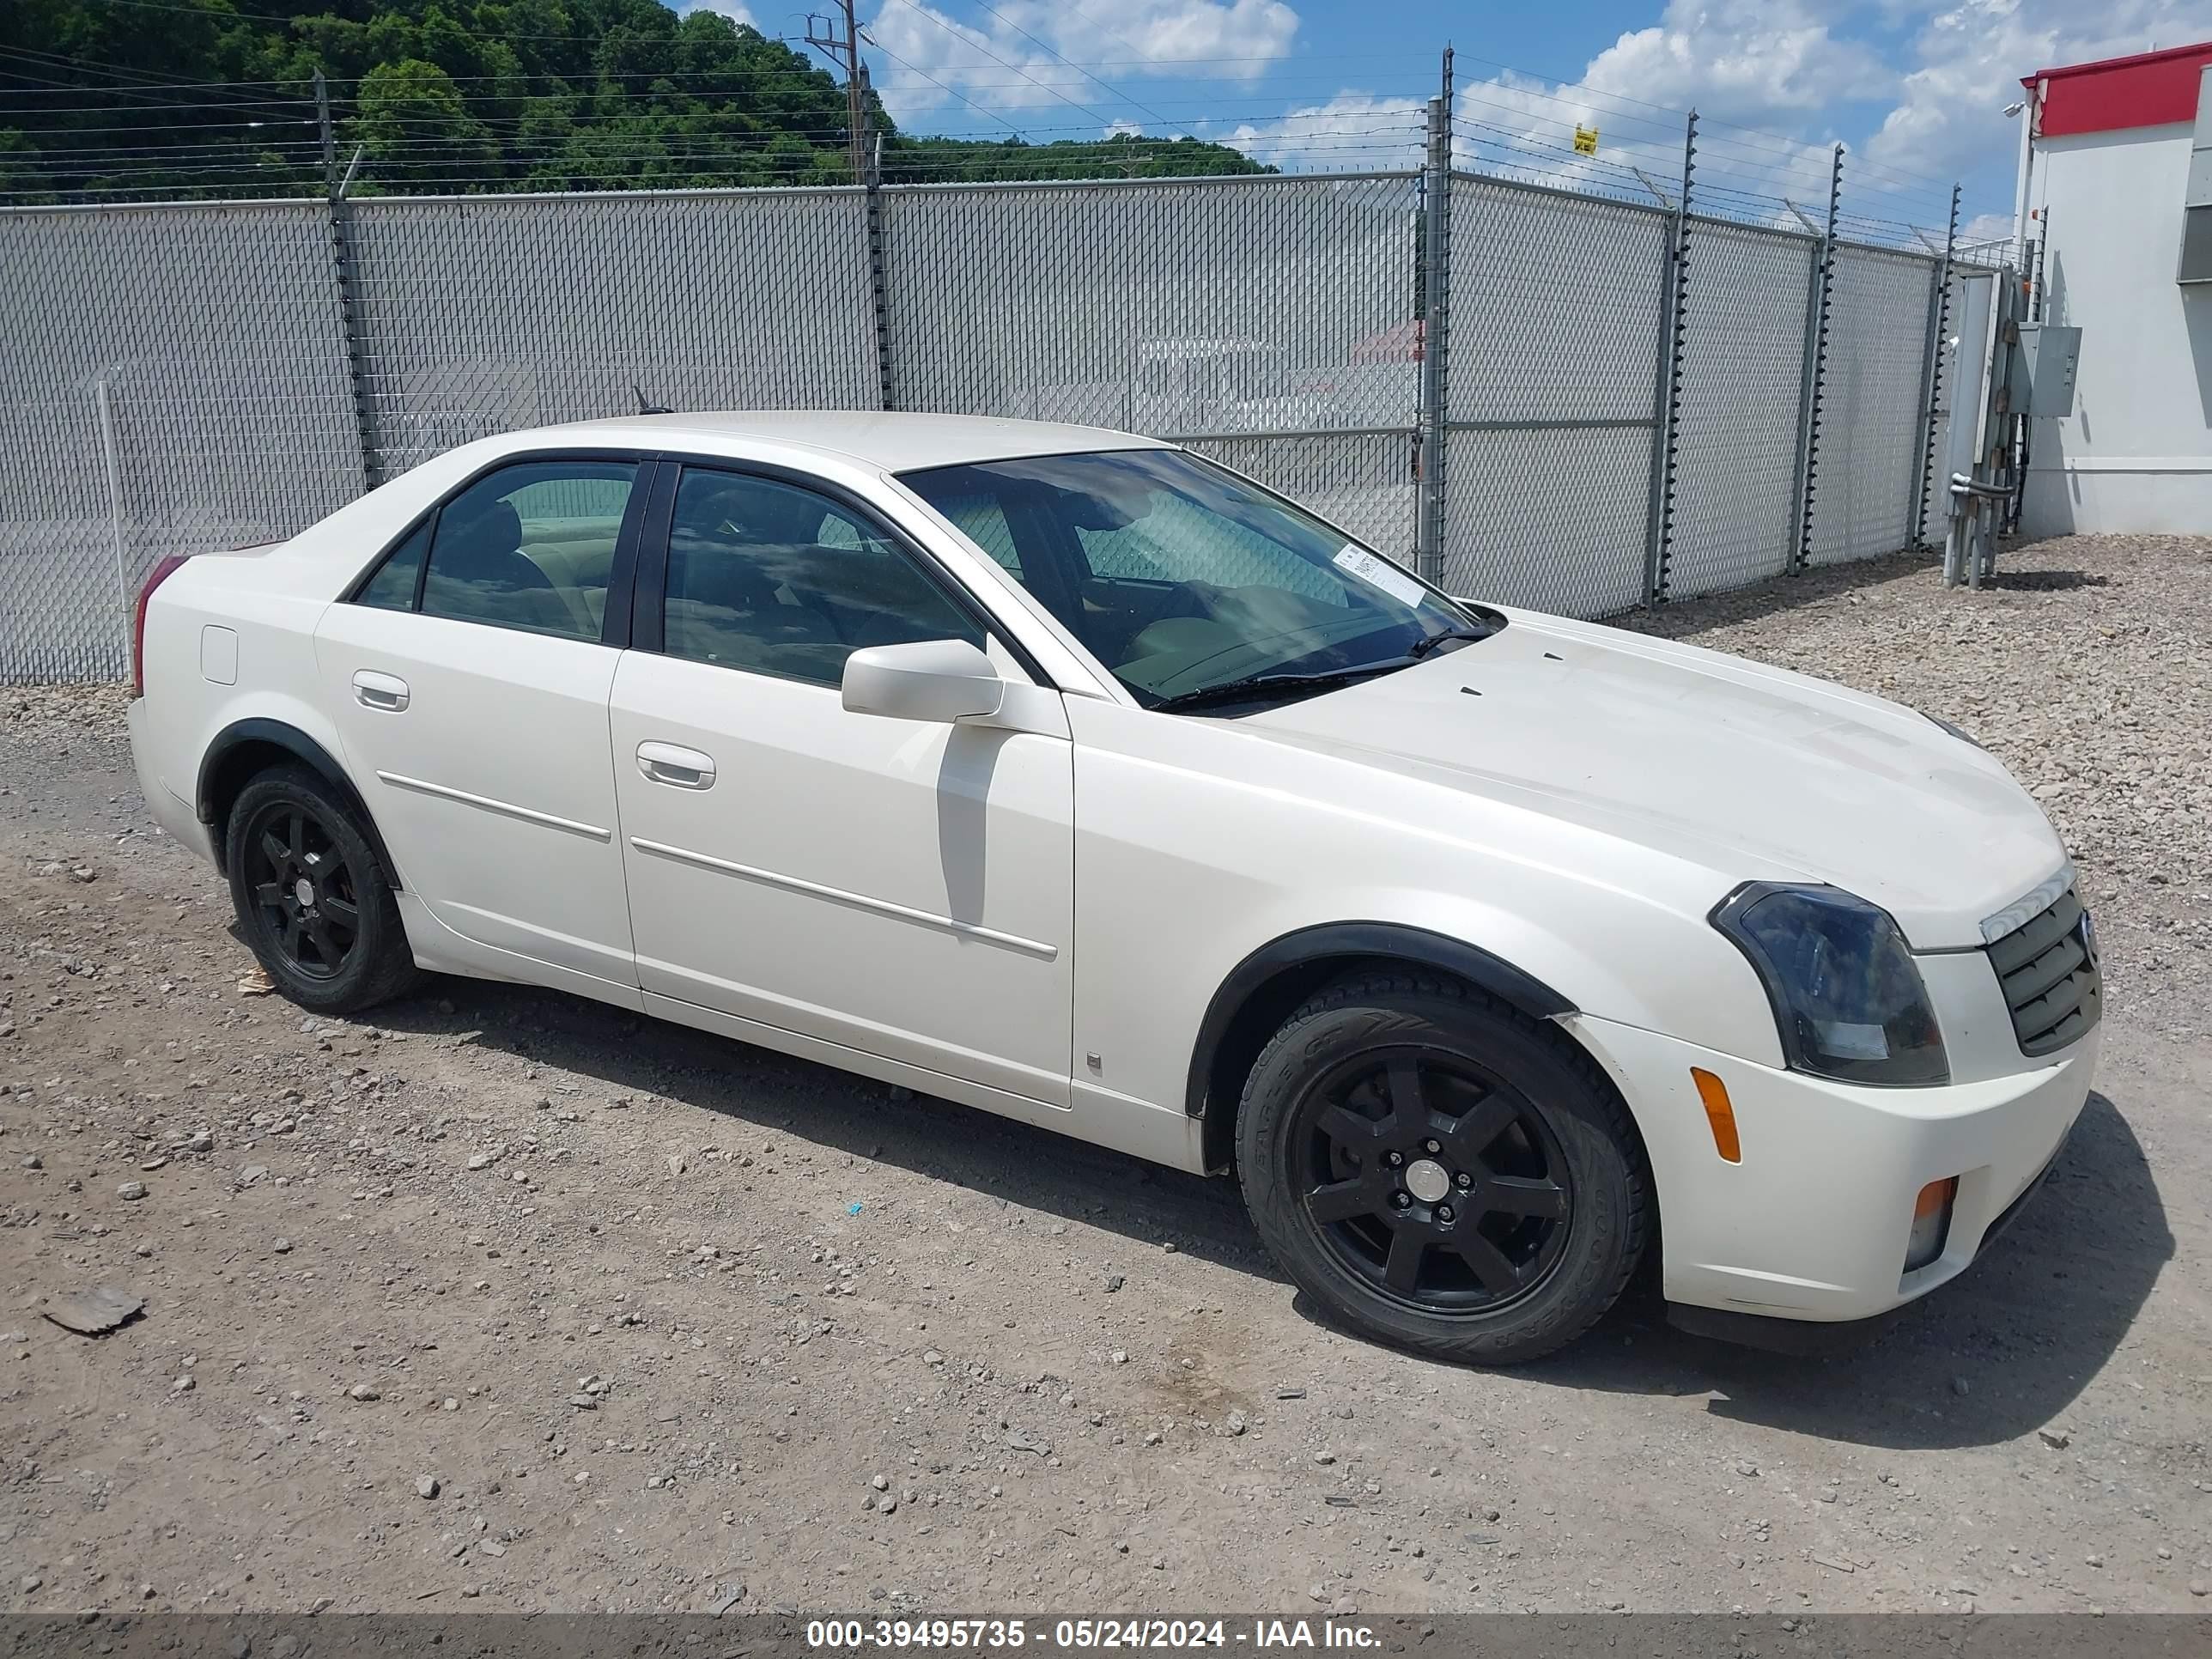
[0,0,1267,203]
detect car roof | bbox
[523,410,1173,473]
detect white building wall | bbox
[2023,121,2212,536]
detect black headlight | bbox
[1711,883,1950,1086]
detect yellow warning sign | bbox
[1573,125,1599,156]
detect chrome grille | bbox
[1985,888,2101,1057]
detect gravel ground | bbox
[0,532,2207,1616]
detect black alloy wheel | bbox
[1237,972,1648,1364]
[223,763,421,1014]
[1293,1046,1573,1313]
[240,797,362,981]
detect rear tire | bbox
[224,765,421,1015]
[1237,972,1648,1365]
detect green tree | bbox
[355,57,496,183]
[0,0,1271,202]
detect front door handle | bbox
[353,670,410,712]
[637,741,715,790]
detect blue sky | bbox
[685,1,2212,241]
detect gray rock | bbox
[348,1382,380,1401]
[416,1476,441,1499]
[116,1180,147,1200]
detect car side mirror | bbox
[841,638,1006,723]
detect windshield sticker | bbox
[1332,544,1427,609]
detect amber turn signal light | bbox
[1905,1176,1959,1273]
[1690,1067,1741,1164]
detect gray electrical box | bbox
[2015,324,2081,417]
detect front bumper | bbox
[1571,1012,2098,1324]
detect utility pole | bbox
[806,2,868,185]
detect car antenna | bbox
[633,385,672,416]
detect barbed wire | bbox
[3,23,1996,244]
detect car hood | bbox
[1237,607,2068,951]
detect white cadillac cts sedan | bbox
[127,413,2101,1364]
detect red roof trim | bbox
[2025,40,2212,138]
[2024,40,2212,83]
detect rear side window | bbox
[356,523,427,611]
[661,468,982,686]
[351,459,638,642]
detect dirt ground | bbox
[2,535,2207,1616]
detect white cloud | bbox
[1447,65,1846,215]
[1867,0,2212,185]
[862,1,1300,127]
[1583,1,1893,121]
[1212,91,1426,171]
[1105,118,1145,137]
[1958,209,2018,246]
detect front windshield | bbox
[900,447,1486,709]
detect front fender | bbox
[1185,920,1576,1118]
[1065,696,1787,1130]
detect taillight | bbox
[131,553,191,698]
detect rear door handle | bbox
[637,741,715,790]
[352,670,410,712]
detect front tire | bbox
[1237,972,1648,1365]
[224,765,421,1014]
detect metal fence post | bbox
[318,71,381,490]
[94,372,131,656]
[1415,68,1453,585]
[1908,185,1960,549]
[1641,112,1696,606]
[866,130,894,410]
[1787,144,1844,574]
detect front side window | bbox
[358,459,637,641]
[662,469,982,687]
[901,447,1484,708]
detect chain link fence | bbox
[349,188,877,478]
[1,200,362,681]
[1808,246,1943,568]
[4,164,1966,683]
[1440,176,1670,617]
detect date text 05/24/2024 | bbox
[804,1620,1382,1650]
